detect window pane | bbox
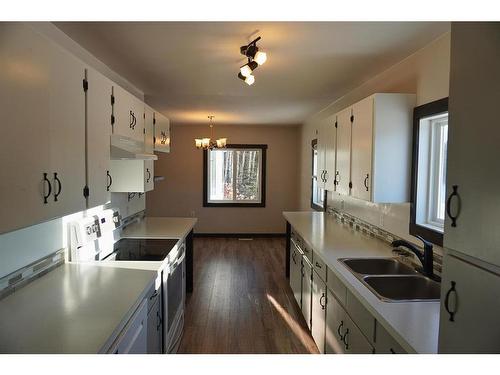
[209,150,233,201]
[235,150,260,201]
[436,122,448,221]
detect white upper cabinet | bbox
[46,40,87,218]
[342,93,415,203]
[319,115,337,192]
[443,23,500,267]
[112,84,144,142]
[335,108,352,196]
[350,97,374,201]
[0,23,86,234]
[86,67,113,209]
[144,105,155,154]
[109,159,154,193]
[154,111,170,153]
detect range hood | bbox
[110,134,158,160]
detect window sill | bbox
[203,202,265,208]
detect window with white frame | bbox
[204,145,266,207]
[427,114,448,227]
[311,139,325,210]
[415,112,448,232]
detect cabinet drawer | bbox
[302,244,313,263]
[346,290,376,344]
[327,268,347,307]
[374,322,407,354]
[313,254,327,282]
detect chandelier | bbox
[194,115,227,150]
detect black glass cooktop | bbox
[105,238,179,261]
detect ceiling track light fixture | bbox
[237,36,267,86]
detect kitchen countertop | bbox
[0,263,156,353]
[121,217,197,239]
[283,211,440,354]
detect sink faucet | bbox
[391,236,434,278]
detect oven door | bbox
[163,242,186,353]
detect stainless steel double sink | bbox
[339,258,441,302]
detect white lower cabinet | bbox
[147,289,162,354]
[289,245,303,308]
[325,290,373,354]
[302,260,313,330]
[438,254,500,353]
[374,322,406,354]
[109,159,154,193]
[311,271,327,353]
[289,227,405,355]
[110,299,148,354]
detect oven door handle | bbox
[170,252,186,273]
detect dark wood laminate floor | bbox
[178,237,319,354]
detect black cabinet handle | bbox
[390,348,396,354]
[292,251,296,265]
[53,172,62,202]
[444,281,457,322]
[129,110,134,128]
[342,328,350,350]
[446,185,460,227]
[324,171,328,182]
[146,168,151,183]
[315,261,322,269]
[106,170,113,191]
[43,173,52,204]
[364,173,369,191]
[337,320,344,339]
[319,293,326,310]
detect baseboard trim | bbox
[193,233,286,238]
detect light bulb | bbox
[245,75,255,86]
[202,138,211,148]
[240,65,252,78]
[195,139,203,148]
[254,51,267,65]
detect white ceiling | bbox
[54,22,450,125]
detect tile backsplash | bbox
[326,205,443,276]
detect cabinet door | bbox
[438,254,500,353]
[144,105,155,153]
[144,159,154,192]
[324,116,337,192]
[154,112,170,152]
[86,67,112,209]
[343,313,373,354]
[289,246,302,308]
[350,97,373,201]
[325,290,345,354]
[113,85,144,142]
[443,23,500,266]
[0,23,52,234]
[374,322,407,354]
[316,121,326,189]
[335,108,352,196]
[311,273,327,353]
[46,37,86,218]
[147,293,162,354]
[113,299,148,354]
[109,160,147,193]
[301,261,313,330]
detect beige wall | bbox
[146,124,301,234]
[298,32,451,249]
